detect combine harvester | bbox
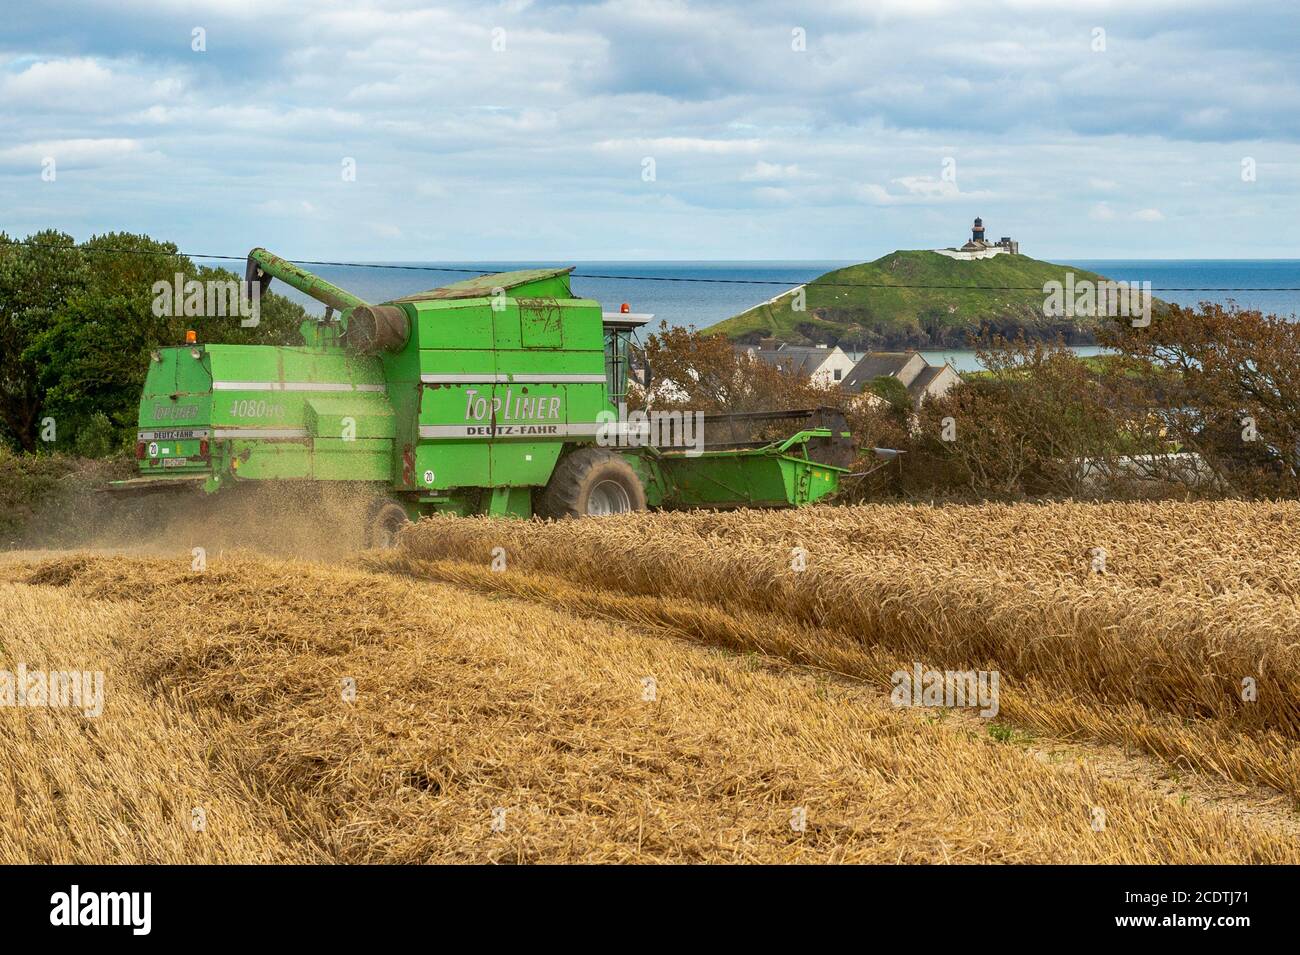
[112,250,854,544]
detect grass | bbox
[988,723,1032,745]
[0,449,132,543]
[703,250,1128,346]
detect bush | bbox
[1103,304,1300,497]
[867,375,911,413]
[905,338,1165,500]
[0,447,133,544]
[72,412,118,458]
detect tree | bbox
[1,230,309,453]
[1102,303,1300,496]
[911,338,1144,499]
[639,323,827,413]
[0,230,88,450]
[867,375,911,413]
[636,323,914,497]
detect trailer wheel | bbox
[537,448,646,519]
[367,500,410,549]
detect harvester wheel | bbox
[367,500,410,549]
[537,448,646,519]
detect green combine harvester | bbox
[113,249,854,544]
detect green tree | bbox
[867,374,911,412]
[0,230,88,450]
[911,338,1149,498]
[2,230,309,453]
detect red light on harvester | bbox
[135,441,146,460]
[199,439,209,458]
[620,303,630,313]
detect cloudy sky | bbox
[2,0,1298,261]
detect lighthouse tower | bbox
[943,218,1019,258]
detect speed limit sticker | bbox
[423,469,435,485]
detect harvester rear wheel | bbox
[537,448,646,519]
[367,500,410,549]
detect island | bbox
[704,219,1151,349]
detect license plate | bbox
[162,457,190,468]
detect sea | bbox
[231,258,1300,374]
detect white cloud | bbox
[854,183,897,205]
[1,58,114,105]
[254,199,319,217]
[852,175,992,206]
[594,137,765,155]
[892,175,961,199]
[0,138,139,169]
[1,0,1296,259]
[741,161,803,181]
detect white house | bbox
[754,343,856,387]
[842,351,962,408]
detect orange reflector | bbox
[185,329,197,344]
[620,303,630,313]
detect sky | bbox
[2,0,1298,262]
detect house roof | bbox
[755,345,840,376]
[842,351,926,392]
[904,364,962,404]
[907,365,945,396]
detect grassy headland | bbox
[706,250,1151,348]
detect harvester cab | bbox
[111,249,854,540]
[600,303,653,412]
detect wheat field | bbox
[1,499,1298,863]
[377,502,1300,797]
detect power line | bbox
[2,236,1299,293]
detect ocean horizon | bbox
[215,257,1300,371]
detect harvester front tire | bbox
[537,448,646,519]
[367,500,410,549]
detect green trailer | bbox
[112,249,854,543]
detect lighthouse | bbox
[944,218,1019,257]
